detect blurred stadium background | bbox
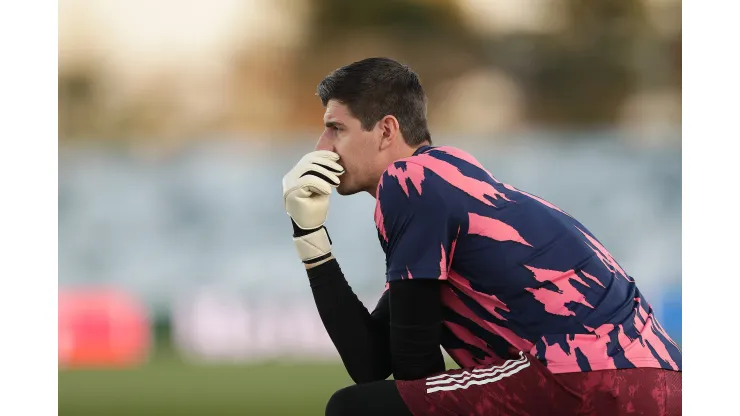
[58,0,681,414]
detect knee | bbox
[325,385,356,416]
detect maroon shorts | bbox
[396,352,682,416]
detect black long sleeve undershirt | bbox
[388,277,447,381]
[306,258,445,384]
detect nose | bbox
[315,134,334,152]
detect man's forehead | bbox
[323,100,352,123]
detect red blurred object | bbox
[59,288,151,368]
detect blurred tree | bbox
[514,0,652,127]
[287,0,488,129]
[284,0,662,132]
[59,65,106,142]
[59,0,678,142]
[308,0,467,39]
[671,31,681,91]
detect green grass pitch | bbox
[59,360,354,416]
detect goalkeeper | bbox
[282,57,682,416]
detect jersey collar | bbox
[413,145,433,156]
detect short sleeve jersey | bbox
[374,145,682,373]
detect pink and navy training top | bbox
[374,145,682,374]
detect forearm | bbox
[389,279,446,381]
[306,258,392,384]
[282,151,391,381]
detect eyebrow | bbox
[324,120,344,129]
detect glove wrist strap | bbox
[291,219,320,238]
[292,225,332,264]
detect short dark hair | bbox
[317,57,431,146]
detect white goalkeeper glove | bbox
[282,150,344,264]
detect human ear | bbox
[378,115,400,150]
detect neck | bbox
[365,142,430,198]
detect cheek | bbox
[338,133,375,175]
[336,137,357,163]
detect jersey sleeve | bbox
[375,161,457,282]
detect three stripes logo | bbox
[425,351,531,393]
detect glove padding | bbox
[282,151,344,263]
